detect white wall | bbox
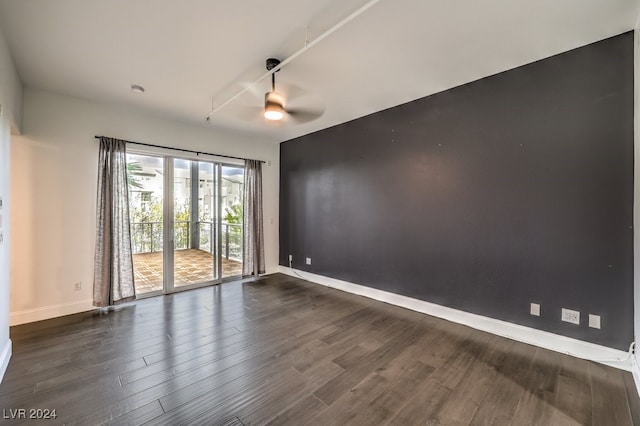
[0,24,23,382]
[634,25,640,384]
[10,88,279,324]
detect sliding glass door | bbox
[127,154,165,295]
[127,153,244,296]
[173,159,219,288]
[221,165,244,278]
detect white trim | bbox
[8,271,284,325]
[279,266,631,371]
[125,144,245,166]
[265,266,282,275]
[10,300,95,326]
[634,16,640,402]
[632,355,640,399]
[0,339,12,384]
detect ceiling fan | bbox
[240,58,325,124]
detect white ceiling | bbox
[0,0,638,143]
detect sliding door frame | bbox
[164,156,175,294]
[128,147,243,297]
[166,156,224,294]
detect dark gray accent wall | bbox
[279,32,634,350]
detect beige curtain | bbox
[242,159,265,277]
[93,137,136,306]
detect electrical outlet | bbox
[561,308,580,325]
[305,257,312,265]
[74,281,82,291]
[530,303,540,316]
[589,314,601,329]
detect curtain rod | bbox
[94,136,265,163]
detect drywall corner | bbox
[0,20,23,383]
[633,25,640,395]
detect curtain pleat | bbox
[242,160,265,277]
[93,137,136,306]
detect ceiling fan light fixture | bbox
[264,106,284,121]
[264,91,284,121]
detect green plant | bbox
[222,202,243,259]
[127,162,144,189]
[128,193,194,252]
[224,203,242,224]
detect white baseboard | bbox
[9,272,280,326]
[10,299,96,326]
[265,266,282,276]
[278,266,632,371]
[0,338,12,384]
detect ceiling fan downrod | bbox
[266,58,280,92]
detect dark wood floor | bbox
[1,273,638,425]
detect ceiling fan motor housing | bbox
[264,58,285,120]
[264,91,285,120]
[266,58,281,71]
[265,91,284,106]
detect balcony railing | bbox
[197,222,242,260]
[130,221,164,253]
[130,221,242,261]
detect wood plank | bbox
[545,355,593,426]
[110,400,165,426]
[155,367,305,426]
[430,334,512,425]
[265,394,327,426]
[387,378,453,425]
[261,362,342,424]
[312,322,424,406]
[239,361,344,425]
[469,340,537,425]
[590,361,633,425]
[0,274,632,426]
[308,360,434,424]
[510,345,563,425]
[622,371,640,425]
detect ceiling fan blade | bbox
[240,81,267,101]
[286,106,325,124]
[279,83,311,104]
[227,105,263,122]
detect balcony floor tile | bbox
[133,249,242,294]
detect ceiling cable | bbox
[205,0,383,121]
